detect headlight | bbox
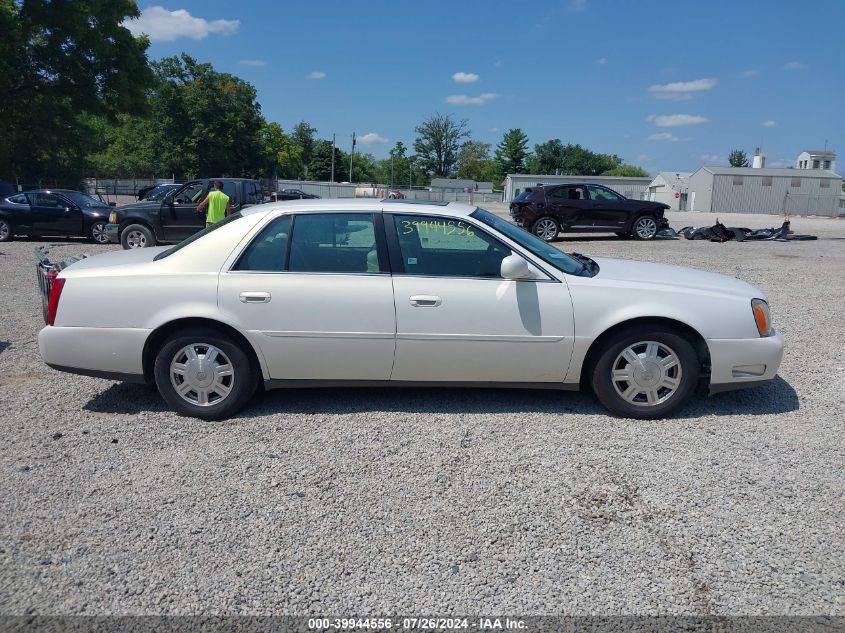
[751,299,772,337]
[109,212,117,223]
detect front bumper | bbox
[104,223,120,244]
[706,330,784,393]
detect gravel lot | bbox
[0,209,843,616]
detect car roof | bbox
[241,198,478,218]
[17,189,86,195]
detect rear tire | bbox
[154,327,257,420]
[121,223,155,249]
[0,218,12,242]
[590,326,699,419]
[531,216,560,242]
[88,220,109,244]
[632,215,659,240]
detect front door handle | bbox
[239,291,271,303]
[409,295,441,307]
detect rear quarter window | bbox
[512,189,533,202]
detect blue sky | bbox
[126,0,844,174]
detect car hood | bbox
[117,201,159,212]
[60,245,170,275]
[589,256,764,299]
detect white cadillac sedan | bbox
[38,200,783,420]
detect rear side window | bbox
[288,213,380,274]
[234,215,291,271]
[512,189,533,202]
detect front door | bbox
[160,181,207,241]
[386,213,574,383]
[585,185,628,229]
[26,192,82,235]
[218,212,396,380]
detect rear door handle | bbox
[409,295,441,307]
[239,291,271,303]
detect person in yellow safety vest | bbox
[196,181,232,226]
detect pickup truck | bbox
[104,178,264,249]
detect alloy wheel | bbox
[0,221,10,241]
[125,229,147,248]
[533,218,558,241]
[610,340,682,407]
[169,343,235,407]
[91,222,109,243]
[634,217,658,239]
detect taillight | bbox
[47,278,66,326]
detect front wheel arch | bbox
[580,317,710,389]
[142,317,264,385]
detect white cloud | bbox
[239,59,266,67]
[452,72,479,84]
[358,132,388,145]
[490,127,499,133]
[649,78,716,100]
[743,69,759,77]
[596,57,607,65]
[648,114,708,127]
[762,120,777,127]
[648,132,687,142]
[784,61,805,70]
[122,6,239,42]
[307,71,326,79]
[444,93,497,105]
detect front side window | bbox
[587,185,624,201]
[7,194,27,204]
[174,182,205,204]
[288,213,379,274]
[235,215,291,272]
[392,214,511,278]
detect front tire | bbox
[591,326,699,419]
[632,215,659,240]
[121,223,155,249]
[0,218,12,242]
[154,328,257,420]
[531,216,560,242]
[88,220,109,244]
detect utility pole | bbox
[331,133,336,182]
[390,154,394,190]
[349,132,356,183]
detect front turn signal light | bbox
[752,299,772,337]
[109,212,117,223]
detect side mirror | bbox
[500,254,533,280]
[109,202,117,207]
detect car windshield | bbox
[154,212,243,261]
[146,185,176,201]
[471,208,584,276]
[62,191,109,208]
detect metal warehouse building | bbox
[504,174,651,203]
[689,167,842,216]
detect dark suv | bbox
[510,183,669,241]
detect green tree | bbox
[386,141,409,187]
[292,121,318,178]
[413,112,469,177]
[0,0,155,181]
[456,141,498,183]
[729,149,749,167]
[308,139,346,182]
[527,140,623,176]
[602,165,650,177]
[494,128,530,176]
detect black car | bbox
[105,178,264,248]
[509,183,670,241]
[0,189,115,243]
[274,188,320,201]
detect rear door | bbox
[546,185,592,229]
[160,181,207,241]
[585,185,629,229]
[218,211,396,381]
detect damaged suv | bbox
[510,183,670,241]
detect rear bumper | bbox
[104,223,120,244]
[39,326,150,381]
[707,331,784,393]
